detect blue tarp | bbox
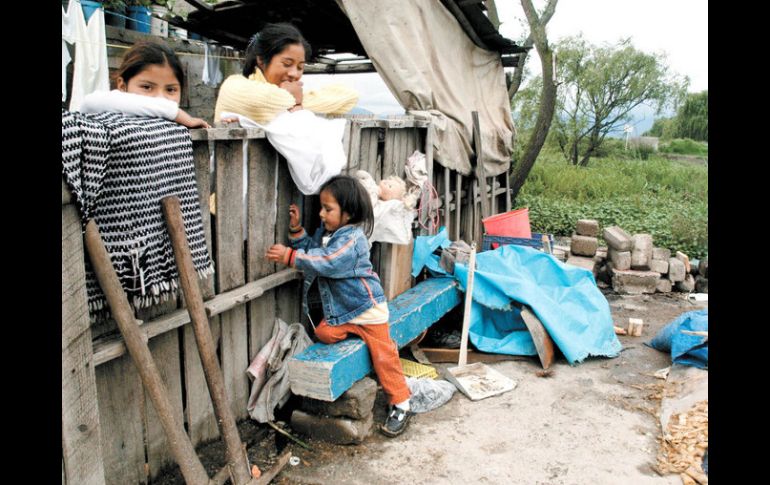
[413,232,622,364]
[646,309,708,369]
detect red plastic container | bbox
[482,208,532,239]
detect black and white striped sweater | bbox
[62,110,214,318]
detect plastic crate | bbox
[481,233,554,252]
[399,358,438,379]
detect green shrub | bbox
[514,153,708,258]
[659,138,708,157]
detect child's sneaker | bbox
[380,406,413,437]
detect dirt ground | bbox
[155,291,707,485]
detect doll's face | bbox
[378,179,405,201]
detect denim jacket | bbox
[287,224,386,325]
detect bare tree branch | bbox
[509,0,559,199]
[508,0,558,99]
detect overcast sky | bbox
[304,0,707,116]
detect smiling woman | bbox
[213,23,359,124]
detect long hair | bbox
[242,23,312,77]
[115,40,184,88]
[319,175,374,237]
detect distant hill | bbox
[348,106,375,115]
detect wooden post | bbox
[186,139,220,446]
[455,173,462,241]
[275,156,303,325]
[163,196,253,485]
[247,138,279,357]
[444,167,451,234]
[62,203,106,485]
[215,138,250,421]
[83,220,210,485]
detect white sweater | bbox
[79,90,179,120]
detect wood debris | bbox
[656,400,708,484]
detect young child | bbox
[80,40,210,128]
[265,175,413,437]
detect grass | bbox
[515,153,708,258]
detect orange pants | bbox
[315,320,411,405]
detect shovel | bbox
[445,244,517,401]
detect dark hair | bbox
[242,23,312,77]
[116,41,185,88]
[319,175,374,237]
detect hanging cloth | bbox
[68,0,110,111]
[202,42,223,87]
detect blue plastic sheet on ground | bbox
[412,233,621,364]
[646,309,708,369]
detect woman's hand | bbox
[266,244,289,265]
[279,80,304,106]
[289,204,301,229]
[175,109,211,128]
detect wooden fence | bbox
[61,115,510,484]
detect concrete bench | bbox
[288,277,462,401]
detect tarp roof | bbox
[173,0,526,69]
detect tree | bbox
[507,0,559,201]
[552,36,687,166]
[671,90,708,141]
[646,90,707,141]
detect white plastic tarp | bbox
[336,0,514,176]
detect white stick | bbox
[458,244,477,367]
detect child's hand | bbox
[176,108,211,129]
[266,244,289,265]
[289,204,301,229]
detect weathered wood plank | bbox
[505,169,512,212]
[62,205,106,485]
[91,270,302,366]
[289,277,461,401]
[424,125,435,234]
[382,128,397,179]
[189,127,266,141]
[62,176,73,206]
[182,143,218,444]
[418,347,530,364]
[192,139,215,299]
[208,269,301,318]
[336,117,430,130]
[379,241,414,300]
[363,129,380,178]
[341,119,353,161]
[183,319,220,447]
[95,355,146,485]
[455,173,462,241]
[444,167,451,234]
[215,139,250,421]
[143,330,185,479]
[247,139,279,358]
[347,122,363,174]
[275,156,303,325]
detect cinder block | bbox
[668,258,686,282]
[610,268,658,295]
[608,248,631,271]
[300,377,377,420]
[603,226,633,251]
[656,278,673,293]
[631,234,653,270]
[652,247,671,261]
[650,259,669,274]
[291,410,374,445]
[576,219,600,237]
[571,234,598,257]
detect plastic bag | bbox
[406,377,457,413]
[220,110,346,195]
